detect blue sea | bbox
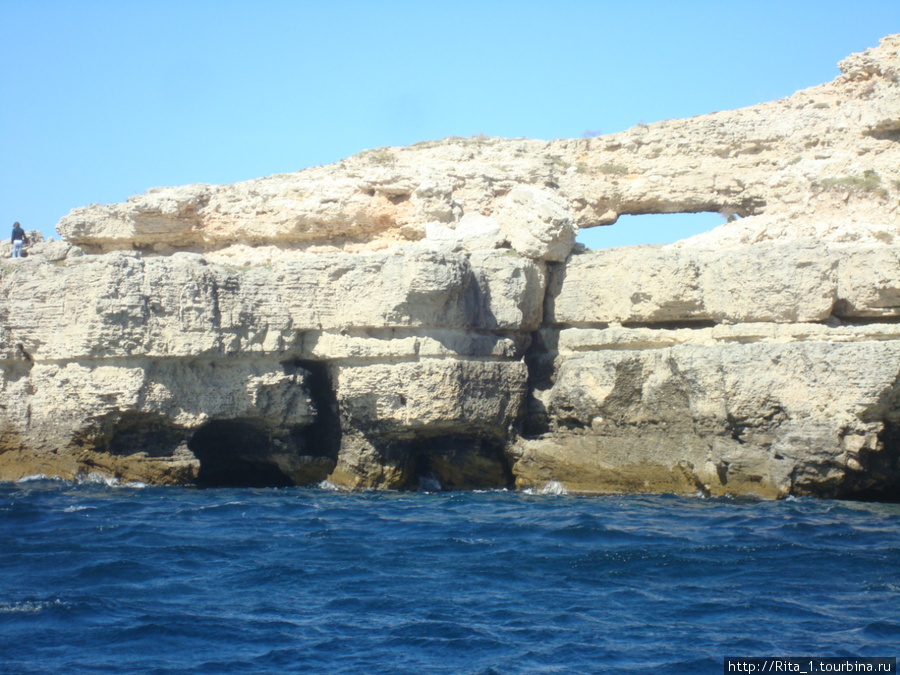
[1,480,898,674]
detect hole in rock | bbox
[285,359,342,463]
[522,332,556,438]
[403,435,513,491]
[577,212,727,250]
[189,362,342,489]
[847,373,900,503]
[841,422,900,504]
[189,420,294,488]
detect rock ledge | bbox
[3,35,900,499]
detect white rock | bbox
[455,213,505,251]
[4,35,900,497]
[492,186,576,262]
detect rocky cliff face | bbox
[3,36,900,498]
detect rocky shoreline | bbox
[2,36,899,498]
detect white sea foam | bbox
[539,481,567,495]
[316,480,342,491]
[79,472,120,486]
[15,474,62,483]
[198,501,246,511]
[0,599,63,614]
[522,481,568,496]
[62,505,97,513]
[75,473,147,488]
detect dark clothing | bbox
[11,226,27,244]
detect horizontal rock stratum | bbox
[2,35,900,498]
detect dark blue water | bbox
[1,480,898,674]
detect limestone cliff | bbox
[2,36,900,498]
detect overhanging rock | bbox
[3,35,900,498]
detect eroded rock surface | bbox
[57,36,900,260]
[3,36,900,498]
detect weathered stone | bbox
[492,186,575,262]
[547,242,841,326]
[515,340,900,498]
[55,36,900,261]
[3,36,900,498]
[835,246,900,318]
[0,249,546,361]
[455,213,506,251]
[0,358,317,485]
[334,360,526,438]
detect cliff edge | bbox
[2,36,900,498]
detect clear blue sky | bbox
[2,1,898,248]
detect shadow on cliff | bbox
[78,360,344,488]
[847,370,900,502]
[189,360,342,488]
[189,419,294,487]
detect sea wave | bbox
[0,599,64,614]
[0,484,897,674]
[13,473,63,484]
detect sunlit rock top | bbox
[57,34,900,262]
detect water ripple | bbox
[1,482,898,673]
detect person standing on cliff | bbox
[10,222,28,258]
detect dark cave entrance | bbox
[404,435,513,492]
[841,422,900,503]
[288,359,342,465]
[187,360,342,489]
[188,420,294,488]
